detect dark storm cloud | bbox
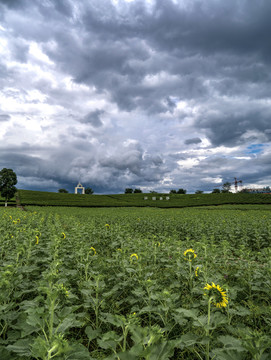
[38,0,271,118]
[148,0,271,59]
[197,107,271,147]
[2,0,271,192]
[0,152,43,180]
[8,39,29,63]
[0,0,27,9]
[185,138,202,145]
[4,0,271,115]
[80,110,104,127]
[0,114,10,121]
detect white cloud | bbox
[29,42,54,65]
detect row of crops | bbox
[16,189,271,208]
[1,205,271,359]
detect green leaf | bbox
[97,331,123,350]
[176,333,199,348]
[56,314,82,333]
[142,340,176,360]
[0,346,18,360]
[85,326,101,341]
[6,339,32,356]
[102,313,125,327]
[66,343,94,359]
[211,348,246,360]
[217,335,245,352]
[31,336,48,359]
[175,308,199,320]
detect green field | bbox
[15,189,271,208]
[1,205,271,359]
[0,195,16,206]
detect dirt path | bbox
[16,193,26,211]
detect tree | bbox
[125,188,133,194]
[0,168,17,207]
[177,188,187,194]
[169,189,177,194]
[212,188,221,193]
[85,187,94,194]
[222,182,231,193]
[134,188,142,193]
[58,188,68,193]
[195,190,203,194]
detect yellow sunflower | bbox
[90,246,96,255]
[184,248,197,261]
[204,282,228,308]
[130,253,139,261]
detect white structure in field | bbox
[75,183,85,194]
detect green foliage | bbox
[177,188,187,194]
[0,168,17,206]
[58,189,68,193]
[222,182,232,193]
[125,188,133,194]
[170,189,187,194]
[85,187,94,195]
[133,189,142,193]
[195,190,204,194]
[0,206,271,359]
[212,188,221,193]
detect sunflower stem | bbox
[189,261,192,288]
[206,296,213,360]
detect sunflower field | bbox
[0,205,271,359]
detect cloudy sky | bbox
[1,0,271,194]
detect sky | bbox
[1,0,271,194]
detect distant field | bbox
[16,189,271,208]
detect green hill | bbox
[15,189,271,208]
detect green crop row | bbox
[16,189,271,208]
[1,205,271,359]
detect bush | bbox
[58,189,68,193]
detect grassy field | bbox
[0,195,16,206]
[15,189,271,208]
[1,205,271,359]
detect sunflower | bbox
[130,253,139,261]
[184,248,197,261]
[90,246,96,255]
[204,282,228,308]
